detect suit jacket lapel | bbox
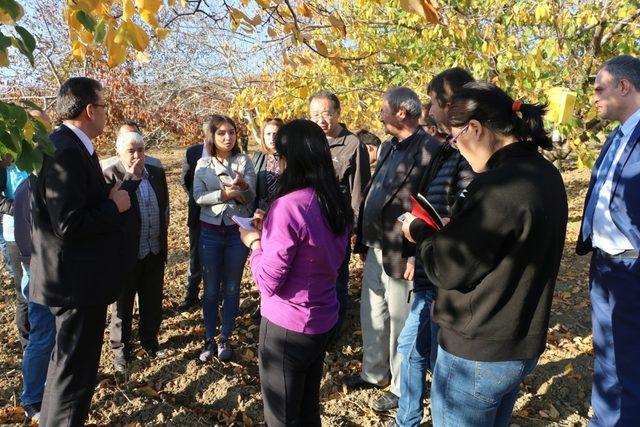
[612,121,640,196]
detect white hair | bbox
[116,131,144,153]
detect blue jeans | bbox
[21,265,56,406]
[589,251,640,427]
[396,289,438,427]
[200,227,248,340]
[431,345,537,427]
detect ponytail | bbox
[448,81,553,150]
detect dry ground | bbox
[0,147,593,426]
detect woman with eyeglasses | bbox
[401,81,568,426]
[239,119,352,426]
[193,115,256,362]
[252,118,285,213]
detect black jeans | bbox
[109,252,164,357]
[7,241,29,350]
[259,318,332,427]
[40,305,107,427]
[185,224,202,300]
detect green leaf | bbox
[94,18,106,44]
[10,36,34,66]
[0,0,23,22]
[75,10,96,33]
[0,31,11,49]
[0,130,19,156]
[14,138,43,173]
[0,101,28,130]
[14,26,35,53]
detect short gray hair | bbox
[116,131,144,153]
[384,87,422,119]
[602,55,640,91]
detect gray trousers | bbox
[359,247,412,396]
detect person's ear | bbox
[396,107,407,121]
[468,119,482,138]
[619,79,632,96]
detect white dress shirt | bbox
[591,107,640,254]
[63,122,94,155]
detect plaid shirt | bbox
[137,168,161,259]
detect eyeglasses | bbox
[310,112,335,121]
[448,124,469,147]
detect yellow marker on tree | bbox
[546,87,577,125]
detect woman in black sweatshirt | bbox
[401,82,568,427]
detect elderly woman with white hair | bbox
[103,126,170,373]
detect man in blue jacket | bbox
[577,55,640,426]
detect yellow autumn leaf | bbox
[107,42,127,66]
[0,1,24,25]
[398,0,439,23]
[136,51,151,63]
[122,0,136,21]
[0,49,8,67]
[314,40,329,56]
[23,120,34,141]
[267,27,277,38]
[73,0,101,13]
[297,2,312,18]
[72,40,86,58]
[140,10,159,27]
[135,0,163,13]
[255,0,270,8]
[126,22,149,51]
[328,13,346,37]
[155,28,170,40]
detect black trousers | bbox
[7,241,29,350]
[40,305,107,427]
[109,252,164,357]
[185,224,202,300]
[259,318,332,427]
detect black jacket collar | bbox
[486,141,538,170]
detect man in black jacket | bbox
[345,87,441,412]
[309,92,371,338]
[104,129,169,372]
[30,77,131,426]
[178,115,217,310]
[393,68,474,427]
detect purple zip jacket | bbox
[250,187,348,334]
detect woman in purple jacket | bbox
[240,119,352,426]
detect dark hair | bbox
[56,77,102,120]
[427,67,475,107]
[121,119,141,132]
[448,81,552,150]
[309,91,341,111]
[203,114,223,137]
[205,115,241,157]
[602,55,640,91]
[356,129,381,147]
[419,103,437,127]
[275,119,353,235]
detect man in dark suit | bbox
[104,129,169,373]
[178,115,217,310]
[30,77,131,426]
[345,87,442,412]
[577,55,640,426]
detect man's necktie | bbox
[582,129,623,241]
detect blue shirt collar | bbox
[619,107,640,138]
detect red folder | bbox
[409,193,443,231]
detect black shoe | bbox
[23,402,41,422]
[113,355,128,373]
[342,374,382,390]
[372,391,399,412]
[178,296,199,311]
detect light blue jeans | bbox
[396,289,438,427]
[431,345,537,427]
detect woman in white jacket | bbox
[193,115,256,362]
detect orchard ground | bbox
[0,146,593,426]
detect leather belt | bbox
[596,248,639,259]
